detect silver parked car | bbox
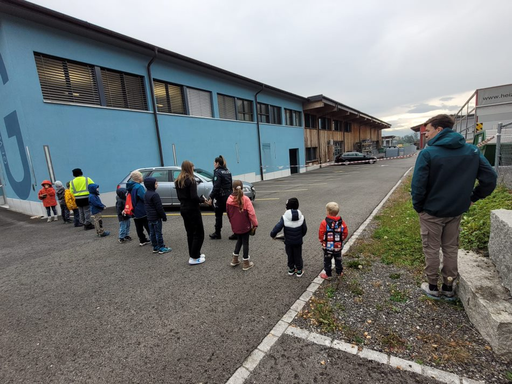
[117,166,256,207]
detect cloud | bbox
[407,103,443,113]
[440,96,454,102]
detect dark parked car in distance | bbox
[335,151,377,165]
[117,166,256,207]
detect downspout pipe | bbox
[254,86,264,181]
[147,47,164,167]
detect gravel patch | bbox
[292,223,512,384]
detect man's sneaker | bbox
[288,268,296,276]
[118,238,126,244]
[209,232,221,240]
[124,236,132,241]
[189,255,206,265]
[152,247,159,254]
[296,270,304,278]
[440,282,457,298]
[158,247,172,254]
[228,234,238,240]
[421,282,440,298]
[320,272,332,281]
[139,241,151,246]
[84,224,95,230]
[99,231,110,237]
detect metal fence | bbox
[495,122,512,188]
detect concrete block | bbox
[225,366,251,384]
[281,309,298,323]
[489,209,512,292]
[284,326,310,340]
[257,333,279,353]
[269,320,288,337]
[331,339,358,354]
[242,348,265,371]
[422,365,460,384]
[458,250,512,357]
[307,332,332,347]
[358,348,389,364]
[389,355,422,374]
[299,290,314,302]
[462,377,485,384]
[291,299,306,312]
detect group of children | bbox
[39,178,349,278]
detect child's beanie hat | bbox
[286,197,299,210]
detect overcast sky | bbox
[29,0,512,136]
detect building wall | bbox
[304,121,383,163]
[0,14,305,215]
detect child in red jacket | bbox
[38,180,58,222]
[318,202,348,280]
[226,180,258,271]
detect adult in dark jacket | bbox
[175,160,206,265]
[270,197,308,276]
[411,114,497,298]
[143,177,171,254]
[126,171,151,246]
[207,155,233,239]
[116,188,132,243]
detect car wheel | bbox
[370,159,376,164]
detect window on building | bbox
[285,109,302,126]
[218,94,253,121]
[334,120,342,131]
[270,105,282,124]
[305,147,318,162]
[153,80,186,114]
[34,52,148,111]
[101,68,148,110]
[34,53,101,105]
[344,121,352,133]
[218,94,237,120]
[237,98,253,121]
[187,88,213,117]
[304,113,317,129]
[257,103,282,124]
[319,117,331,130]
[257,103,270,123]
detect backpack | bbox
[123,192,134,216]
[324,217,344,253]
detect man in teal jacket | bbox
[411,114,497,298]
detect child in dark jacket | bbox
[318,202,348,280]
[143,177,171,254]
[88,183,110,237]
[55,181,71,223]
[116,188,132,244]
[270,197,308,277]
[38,180,58,222]
[226,180,258,271]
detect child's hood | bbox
[41,180,52,187]
[116,188,127,200]
[143,177,157,191]
[283,209,304,227]
[55,181,63,188]
[88,183,100,195]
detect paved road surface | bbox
[1,158,430,383]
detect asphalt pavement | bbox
[0,157,429,384]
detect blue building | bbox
[0,0,306,216]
